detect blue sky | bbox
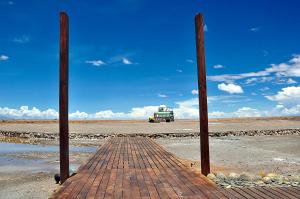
[0,0,300,119]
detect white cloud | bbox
[69,111,88,119]
[249,27,259,32]
[186,59,193,63]
[266,55,300,77]
[204,24,208,32]
[0,106,58,119]
[262,50,269,57]
[90,106,159,119]
[208,55,300,83]
[13,35,30,43]
[122,58,133,65]
[158,93,168,98]
[273,77,298,85]
[210,104,300,118]
[209,107,263,118]
[93,110,125,119]
[270,104,300,116]
[265,86,300,107]
[287,78,297,84]
[245,77,258,84]
[2,98,300,120]
[191,89,198,95]
[8,1,14,5]
[85,60,105,66]
[213,64,224,69]
[173,98,199,118]
[260,87,270,91]
[176,69,183,73]
[208,95,250,104]
[218,83,244,94]
[245,77,274,85]
[0,55,9,61]
[127,106,159,118]
[232,107,262,117]
[209,111,225,118]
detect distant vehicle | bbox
[149,105,174,123]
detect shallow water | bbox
[0,142,96,154]
[0,142,97,173]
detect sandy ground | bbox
[157,135,300,175]
[0,117,299,135]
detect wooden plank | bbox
[50,141,111,199]
[235,187,269,199]
[270,187,298,199]
[138,138,190,198]
[136,138,170,198]
[277,187,300,198]
[254,187,286,199]
[247,187,274,199]
[95,139,121,199]
[146,138,225,199]
[141,138,211,198]
[51,137,298,199]
[131,138,160,199]
[85,140,116,198]
[140,138,192,197]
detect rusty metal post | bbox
[59,12,69,183]
[195,13,210,176]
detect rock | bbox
[291,182,299,187]
[216,172,227,180]
[291,176,300,182]
[267,173,277,178]
[207,173,216,180]
[255,180,264,185]
[252,175,262,181]
[228,172,240,180]
[225,185,232,188]
[239,172,253,181]
[263,177,272,184]
[220,182,229,187]
[258,171,267,178]
[283,181,291,185]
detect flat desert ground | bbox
[1,116,300,135]
[0,117,299,198]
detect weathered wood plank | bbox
[51,137,300,199]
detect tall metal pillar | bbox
[59,12,69,183]
[195,13,210,176]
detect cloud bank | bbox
[208,55,300,83]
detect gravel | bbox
[208,172,300,188]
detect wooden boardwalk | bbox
[50,137,300,199]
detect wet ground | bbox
[0,142,97,199]
[157,135,300,175]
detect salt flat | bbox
[0,117,299,135]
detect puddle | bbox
[0,142,96,154]
[0,142,97,174]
